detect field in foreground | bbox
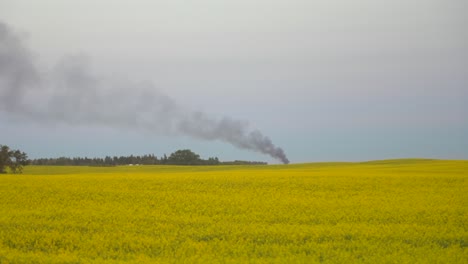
[0,160,466,263]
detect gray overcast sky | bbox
[1,0,467,163]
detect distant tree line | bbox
[0,145,29,174]
[31,154,160,166]
[29,149,267,166]
[1,145,268,173]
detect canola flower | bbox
[0,159,466,263]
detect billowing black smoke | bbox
[0,21,289,164]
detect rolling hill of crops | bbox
[0,160,466,263]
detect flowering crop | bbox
[0,159,466,263]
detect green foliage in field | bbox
[0,145,28,174]
[0,160,467,263]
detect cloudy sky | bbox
[1,0,467,163]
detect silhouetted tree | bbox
[167,149,201,165]
[161,154,168,164]
[205,157,220,165]
[0,145,28,174]
[0,145,10,173]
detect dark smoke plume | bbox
[0,21,289,164]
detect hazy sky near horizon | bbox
[1,0,467,163]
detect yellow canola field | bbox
[0,159,467,263]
